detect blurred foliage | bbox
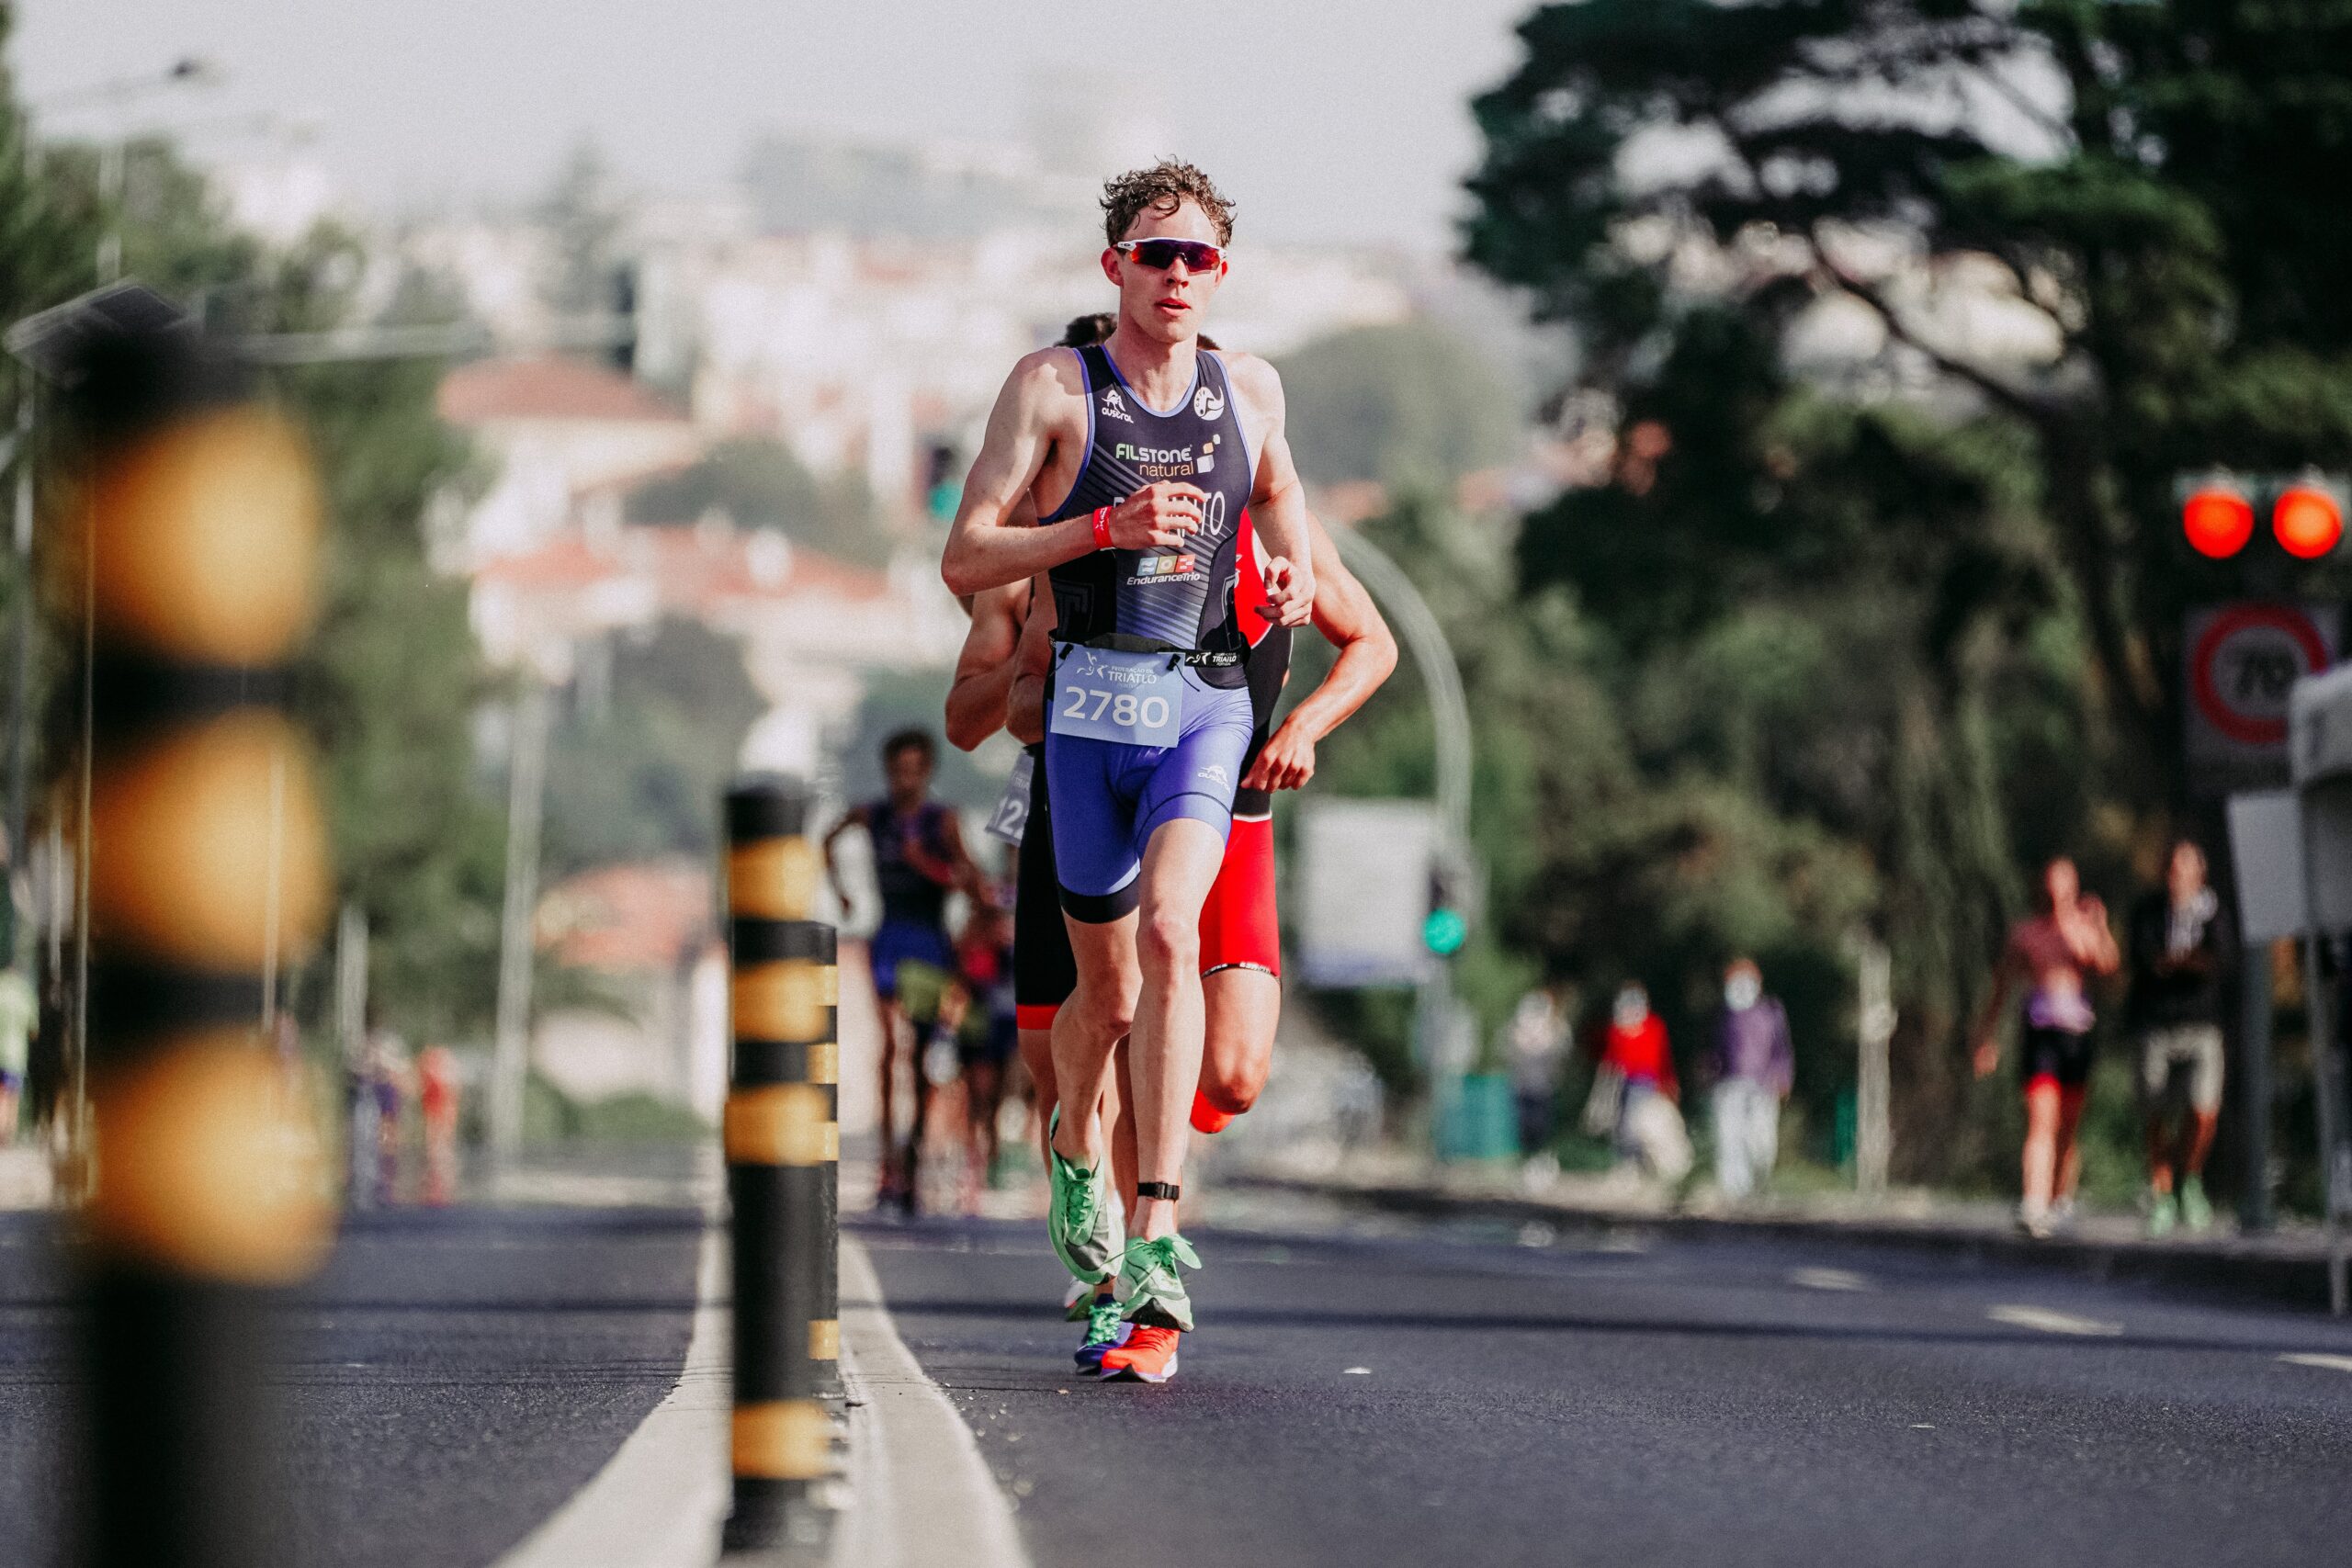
[1447,0,2352,1191]
[0,7,503,1044]
[626,435,889,568]
[537,140,628,321]
[543,615,767,875]
[522,1070,708,1145]
[1276,321,1521,491]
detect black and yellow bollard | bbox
[720,779,839,1551]
[56,305,334,1566]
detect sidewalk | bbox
[1224,1148,2347,1313]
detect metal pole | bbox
[2239,938,2274,1234]
[721,779,839,1551]
[1854,936,1894,1198]
[6,387,32,859]
[2296,774,2350,1314]
[2302,934,2349,1313]
[1330,528,1476,1154]
[488,680,551,1161]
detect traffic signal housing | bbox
[2176,471,2347,560]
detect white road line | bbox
[492,1225,729,1568]
[1789,1268,1870,1292]
[1987,1303,2123,1337]
[2278,1352,2352,1374]
[833,1233,1032,1568]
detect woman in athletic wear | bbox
[1974,856,2121,1237]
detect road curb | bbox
[831,1233,1031,1568]
[1226,1171,2339,1312]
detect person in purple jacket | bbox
[1710,957,1793,1201]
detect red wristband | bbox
[1091,506,1113,550]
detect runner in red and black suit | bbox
[998,501,1392,1373]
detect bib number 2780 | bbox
[1051,645,1184,748]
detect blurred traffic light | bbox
[2273,482,2344,559]
[924,441,959,522]
[1424,858,1469,957]
[2175,471,2348,560]
[2181,483,2254,558]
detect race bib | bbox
[985,750,1034,845]
[1050,644,1184,748]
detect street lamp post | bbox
[1328,526,1478,1149]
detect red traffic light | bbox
[2182,486,2254,558]
[2273,485,2344,559]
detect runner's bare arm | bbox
[2072,897,2121,976]
[936,811,987,897]
[1006,580,1057,748]
[942,352,1208,596]
[1243,515,1397,793]
[944,581,1031,750]
[1971,938,2022,1075]
[1227,354,1317,627]
[820,807,868,908]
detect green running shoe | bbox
[1075,1294,1131,1372]
[2147,1190,2178,1238]
[1046,1108,1120,1283]
[1116,1233,1203,1332]
[2180,1176,2214,1232]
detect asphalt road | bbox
[0,1202,702,1568]
[857,1195,2352,1568]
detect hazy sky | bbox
[15,1,1544,248]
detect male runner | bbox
[822,729,981,1211]
[941,161,1316,1381]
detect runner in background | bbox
[2128,839,2234,1235]
[823,729,983,1212]
[1974,856,2120,1238]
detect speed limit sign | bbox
[2186,602,2340,795]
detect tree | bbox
[542,616,767,875]
[0,13,506,1046]
[537,140,628,320]
[1450,0,2352,1176]
[626,436,889,568]
[1276,321,1521,491]
[1465,0,2352,805]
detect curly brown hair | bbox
[1101,160,1236,246]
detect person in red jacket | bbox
[1598,983,1691,1181]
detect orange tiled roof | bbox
[537,860,715,971]
[476,524,893,613]
[438,355,688,426]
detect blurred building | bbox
[407,129,1414,520]
[435,355,704,569]
[530,858,728,1119]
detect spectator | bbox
[2128,839,2235,1236]
[1599,983,1690,1182]
[1710,957,1793,1201]
[1505,983,1570,1166]
[0,964,31,1147]
[418,1045,462,1207]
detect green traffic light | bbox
[1423,908,1466,956]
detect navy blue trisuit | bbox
[1040,343,1258,922]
